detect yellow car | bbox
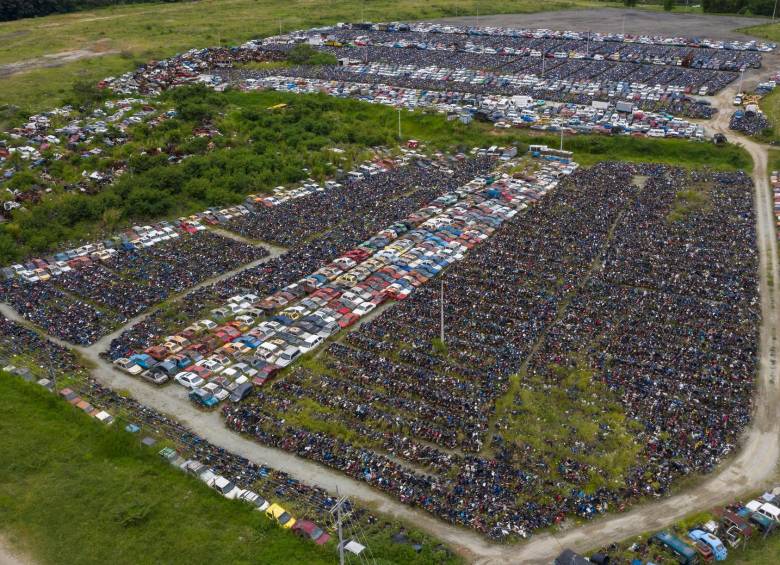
[265,503,296,529]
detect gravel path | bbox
[0,536,32,565]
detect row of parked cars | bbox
[1,220,189,282]
[158,447,330,544]
[645,494,780,564]
[247,76,709,140]
[113,155,576,408]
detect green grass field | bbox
[738,21,780,42]
[0,373,340,565]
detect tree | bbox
[67,79,108,110]
[664,0,675,10]
[101,207,122,230]
[623,0,638,6]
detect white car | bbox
[113,358,143,375]
[198,319,217,330]
[174,371,205,389]
[202,382,229,402]
[270,346,301,368]
[353,302,377,317]
[208,476,244,499]
[239,490,270,511]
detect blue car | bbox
[688,530,727,561]
[189,388,219,408]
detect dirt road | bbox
[0,536,32,565]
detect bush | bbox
[664,0,675,10]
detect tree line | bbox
[1,0,186,22]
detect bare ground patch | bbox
[0,48,119,79]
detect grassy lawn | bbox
[738,21,780,42]
[0,0,614,111]
[493,365,642,496]
[729,534,780,564]
[755,88,780,143]
[0,373,337,565]
[768,148,780,173]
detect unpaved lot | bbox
[435,9,768,41]
[0,536,33,565]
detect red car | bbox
[189,364,213,381]
[292,520,331,545]
[338,313,359,329]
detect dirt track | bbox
[0,49,117,79]
[0,536,32,565]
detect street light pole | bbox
[397,108,402,140]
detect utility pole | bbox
[279,20,282,36]
[331,492,349,565]
[622,15,625,38]
[774,0,778,21]
[47,350,57,394]
[739,68,745,94]
[560,127,564,151]
[586,31,590,57]
[476,5,479,28]
[440,279,445,344]
[398,108,402,140]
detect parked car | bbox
[189,387,219,408]
[266,503,296,529]
[293,520,331,545]
[141,371,169,385]
[689,530,727,561]
[175,371,205,389]
[229,382,254,403]
[114,357,142,375]
[239,490,270,511]
[202,382,229,402]
[208,476,244,499]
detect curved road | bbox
[2,75,779,565]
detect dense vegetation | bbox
[0,373,335,565]
[0,0,187,22]
[0,81,752,264]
